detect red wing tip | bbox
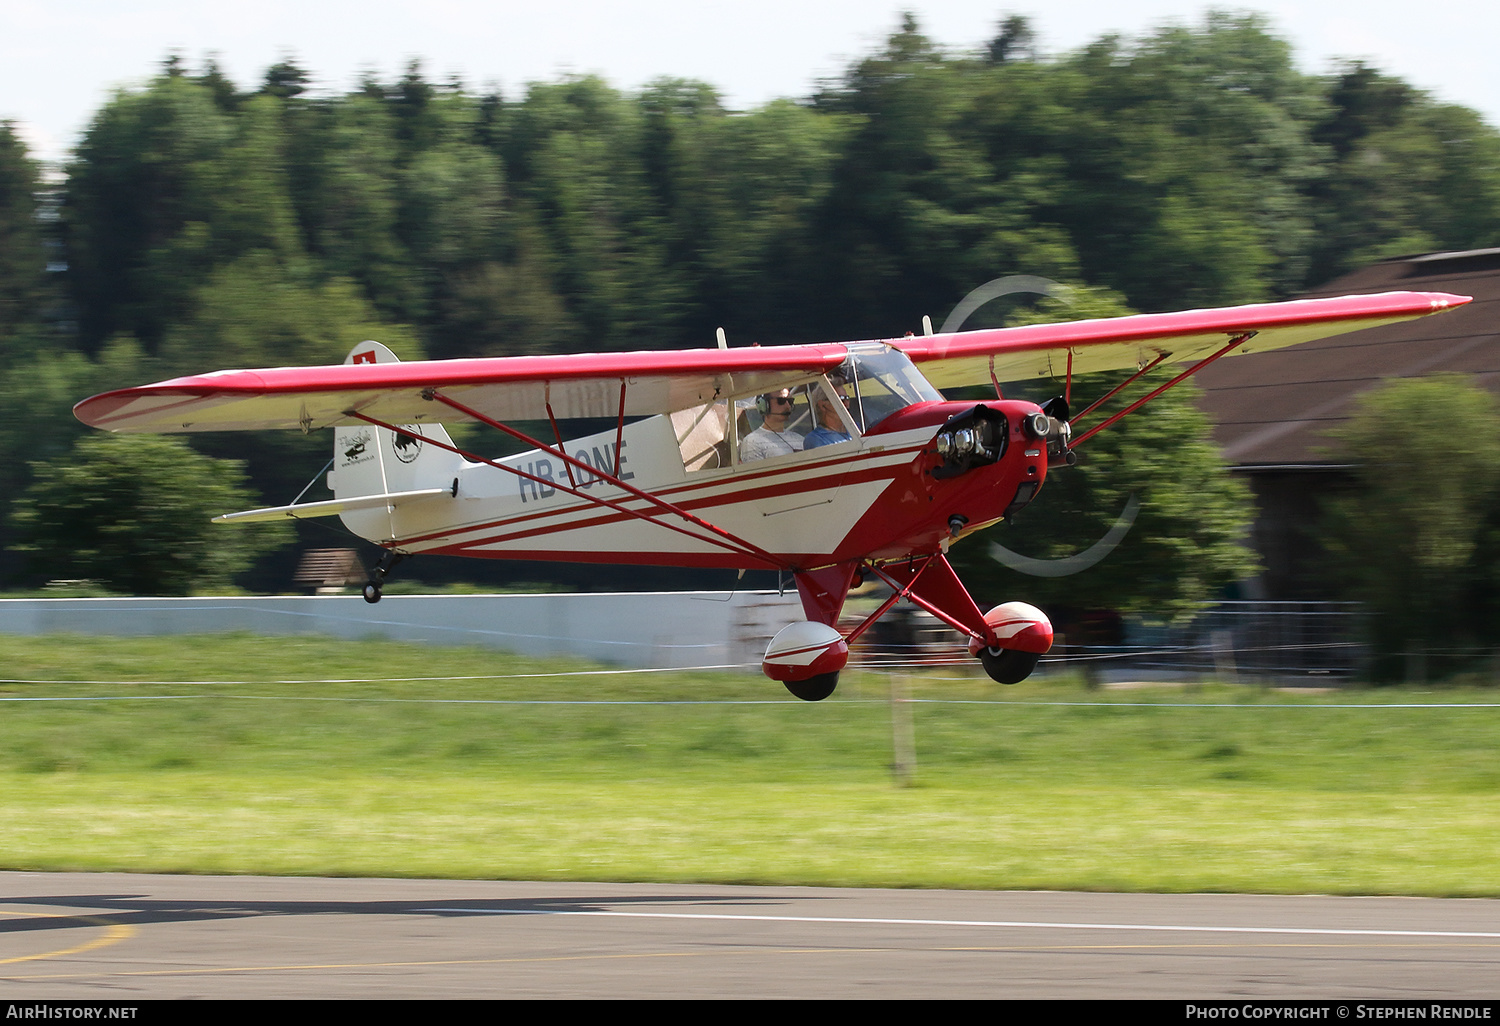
[1430,292,1472,310]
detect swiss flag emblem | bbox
[352,351,377,364]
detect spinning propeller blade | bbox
[988,493,1140,577]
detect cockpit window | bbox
[673,350,936,471]
[671,399,730,471]
[841,345,944,431]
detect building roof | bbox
[1193,249,1500,465]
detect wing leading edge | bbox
[75,345,851,434]
[890,291,1471,389]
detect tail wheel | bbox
[784,672,839,702]
[979,647,1038,685]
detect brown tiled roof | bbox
[1193,249,1500,465]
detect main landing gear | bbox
[761,561,1055,700]
[966,601,1053,684]
[763,621,848,702]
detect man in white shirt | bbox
[740,389,805,461]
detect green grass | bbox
[1,633,1499,894]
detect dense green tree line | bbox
[23,11,1500,373]
[1,12,1497,604]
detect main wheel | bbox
[979,647,1038,685]
[784,672,839,702]
[362,581,383,604]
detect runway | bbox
[2,872,1498,999]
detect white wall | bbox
[0,592,804,669]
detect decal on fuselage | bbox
[340,427,374,467]
[392,426,423,463]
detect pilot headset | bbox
[756,389,792,415]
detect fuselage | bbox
[342,393,1052,572]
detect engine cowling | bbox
[966,601,1054,657]
[763,621,850,682]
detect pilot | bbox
[804,389,853,449]
[741,389,805,461]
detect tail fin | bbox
[331,341,464,504]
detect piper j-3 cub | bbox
[75,291,1468,700]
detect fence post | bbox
[1211,630,1238,682]
[889,671,916,787]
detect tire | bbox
[979,647,1038,685]
[362,582,383,604]
[784,672,839,702]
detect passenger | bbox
[804,390,853,449]
[741,389,805,461]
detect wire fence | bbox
[840,600,1378,683]
[1086,601,1367,681]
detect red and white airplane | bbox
[75,290,1468,699]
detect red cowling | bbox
[762,621,850,682]
[966,601,1054,657]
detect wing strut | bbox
[1069,351,1168,428]
[543,396,578,489]
[1071,332,1255,448]
[614,380,627,477]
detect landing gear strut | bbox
[363,550,407,604]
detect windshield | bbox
[841,344,943,431]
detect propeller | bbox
[938,275,1071,334]
[938,276,1137,578]
[988,494,1140,578]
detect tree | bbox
[1320,377,1500,671]
[156,250,422,374]
[807,14,1080,339]
[293,93,424,323]
[260,58,310,101]
[1307,64,1500,284]
[8,434,290,595]
[948,287,1259,623]
[499,75,691,350]
[1039,12,1328,307]
[64,72,310,353]
[0,121,50,354]
[986,15,1036,64]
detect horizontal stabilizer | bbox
[212,487,452,524]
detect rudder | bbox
[330,341,464,542]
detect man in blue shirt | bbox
[804,389,854,449]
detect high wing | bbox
[74,345,851,434]
[73,291,1471,435]
[890,291,1471,389]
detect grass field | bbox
[2,632,1498,895]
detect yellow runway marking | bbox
[0,910,135,965]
